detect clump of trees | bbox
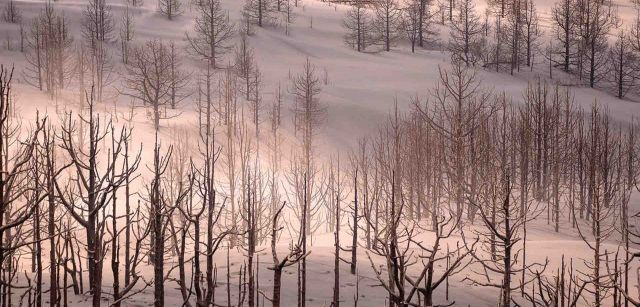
[187,0,235,68]
[340,0,640,101]
[3,0,21,24]
[123,40,188,130]
[24,3,73,99]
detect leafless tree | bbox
[40,123,60,307]
[187,0,234,68]
[23,3,74,99]
[576,0,619,88]
[413,0,437,47]
[82,0,115,48]
[521,0,542,68]
[464,172,547,307]
[2,0,21,24]
[265,202,307,307]
[523,256,588,306]
[550,0,578,72]
[607,29,637,99]
[365,110,415,307]
[0,66,47,306]
[402,0,436,53]
[193,66,233,307]
[54,88,140,307]
[327,158,350,307]
[374,0,402,52]
[158,0,183,20]
[448,0,485,66]
[120,4,135,64]
[239,166,270,307]
[234,33,259,102]
[408,213,476,306]
[123,40,187,130]
[146,133,189,307]
[243,0,275,28]
[167,41,190,109]
[343,0,372,52]
[286,59,328,307]
[216,66,240,247]
[417,64,494,224]
[573,105,621,307]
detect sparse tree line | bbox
[0,59,638,306]
[1,0,299,127]
[342,0,438,52]
[342,0,640,100]
[351,62,640,306]
[0,52,320,307]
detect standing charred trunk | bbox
[45,128,58,307]
[333,191,340,307]
[111,136,121,307]
[351,170,358,275]
[151,135,166,307]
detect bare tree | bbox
[82,0,115,48]
[576,0,619,88]
[194,66,233,307]
[123,40,187,130]
[632,14,640,57]
[289,58,326,307]
[168,41,190,109]
[40,124,59,307]
[402,0,436,53]
[448,0,485,66]
[573,105,620,307]
[290,57,326,235]
[417,64,494,223]
[607,29,637,99]
[90,41,115,104]
[216,66,240,248]
[187,0,234,68]
[240,167,270,307]
[413,0,436,47]
[464,172,547,307]
[266,203,307,307]
[374,0,402,52]
[243,0,275,28]
[23,3,74,99]
[365,112,414,307]
[2,0,21,24]
[343,0,372,52]
[234,33,259,102]
[54,89,140,307]
[147,133,188,307]
[120,4,135,64]
[158,0,183,20]
[522,0,541,67]
[408,214,475,306]
[327,158,349,307]
[0,66,46,307]
[550,0,577,72]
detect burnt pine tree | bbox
[448,0,485,66]
[607,29,637,99]
[55,88,139,307]
[343,0,371,52]
[374,0,402,52]
[186,0,235,68]
[0,66,47,306]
